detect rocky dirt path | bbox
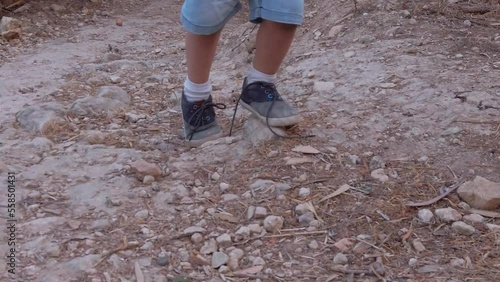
[0,0,499,281]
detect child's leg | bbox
[253,21,297,76]
[239,0,304,127]
[180,0,241,146]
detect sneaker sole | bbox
[240,101,302,127]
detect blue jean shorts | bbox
[181,0,304,35]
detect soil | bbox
[0,0,499,281]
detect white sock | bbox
[246,65,276,84]
[183,78,211,102]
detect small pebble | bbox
[308,240,319,250]
[435,208,462,222]
[409,258,418,266]
[254,206,268,219]
[219,182,230,193]
[348,155,361,165]
[333,253,348,265]
[450,258,465,268]
[157,255,169,266]
[463,20,472,27]
[211,172,221,181]
[463,214,484,224]
[417,209,434,223]
[412,239,426,252]
[451,221,475,236]
[191,233,203,244]
[298,187,311,197]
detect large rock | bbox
[68,97,128,117]
[15,103,67,133]
[457,176,500,210]
[0,16,22,40]
[96,86,131,105]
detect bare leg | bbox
[185,30,222,83]
[253,20,297,75]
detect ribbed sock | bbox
[246,65,276,84]
[183,78,211,102]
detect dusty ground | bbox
[0,0,499,281]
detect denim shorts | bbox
[181,0,304,35]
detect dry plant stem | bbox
[94,243,139,267]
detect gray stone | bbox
[134,209,149,219]
[247,205,256,220]
[69,96,128,117]
[412,240,426,252]
[457,176,500,210]
[143,175,155,184]
[308,240,319,250]
[486,223,500,232]
[212,252,229,268]
[216,233,232,247]
[89,219,110,230]
[157,255,169,266]
[96,86,130,105]
[359,35,376,44]
[417,209,434,223]
[328,25,343,38]
[81,130,107,144]
[254,206,267,219]
[191,233,203,244]
[44,242,62,257]
[409,258,418,266]
[245,115,286,145]
[109,75,122,84]
[28,137,54,153]
[298,212,315,227]
[153,275,168,282]
[298,187,311,197]
[333,253,348,265]
[263,216,284,232]
[370,156,385,170]
[66,254,101,272]
[441,127,462,136]
[435,208,462,222]
[313,81,335,93]
[15,103,67,133]
[248,223,262,235]
[371,169,389,182]
[219,182,230,193]
[253,257,266,266]
[463,214,484,224]
[235,226,250,239]
[183,226,206,235]
[228,248,244,270]
[201,238,218,254]
[451,221,475,236]
[400,10,411,18]
[221,194,239,202]
[20,217,67,235]
[295,203,309,216]
[126,112,146,123]
[348,155,361,165]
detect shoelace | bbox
[229,83,314,139]
[187,101,226,141]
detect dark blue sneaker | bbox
[239,78,301,127]
[181,92,226,146]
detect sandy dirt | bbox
[0,0,499,281]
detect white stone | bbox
[457,176,500,210]
[254,207,268,219]
[183,226,206,235]
[216,233,232,247]
[452,221,475,236]
[308,240,319,250]
[263,216,284,232]
[463,214,484,224]
[313,81,335,93]
[221,194,239,202]
[371,169,389,182]
[412,240,426,252]
[191,233,203,244]
[248,223,262,235]
[417,209,434,223]
[435,208,462,222]
[212,252,229,268]
[298,187,311,197]
[333,253,348,265]
[486,223,500,232]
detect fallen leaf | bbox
[318,184,351,203]
[333,238,354,252]
[292,145,320,154]
[232,265,264,275]
[213,212,239,223]
[401,226,413,243]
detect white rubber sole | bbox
[240,101,302,127]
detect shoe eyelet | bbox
[205,116,211,122]
[267,94,274,100]
[193,105,199,110]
